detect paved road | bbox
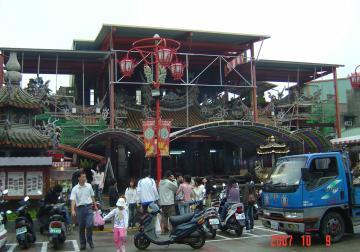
[5,221,360,251]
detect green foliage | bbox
[80,159,94,169]
[7,209,38,221]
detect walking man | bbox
[137,169,159,212]
[71,171,97,250]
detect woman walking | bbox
[124,179,138,228]
[176,175,193,215]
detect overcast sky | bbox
[1,0,359,93]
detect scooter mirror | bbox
[6,210,12,215]
[24,196,30,202]
[2,189,8,195]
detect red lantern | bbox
[170,62,184,80]
[350,66,360,89]
[157,47,173,66]
[119,58,135,77]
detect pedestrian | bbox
[124,179,138,228]
[137,169,159,212]
[176,175,193,215]
[192,177,205,206]
[103,198,128,252]
[220,178,240,222]
[174,172,183,215]
[243,181,257,232]
[109,178,119,207]
[203,177,214,207]
[159,170,178,234]
[91,164,105,204]
[70,171,97,250]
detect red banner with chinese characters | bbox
[142,119,156,157]
[158,119,172,156]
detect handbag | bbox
[176,186,184,201]
[93,210,105,226]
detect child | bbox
[103,198,129,252]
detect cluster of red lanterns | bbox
[350,65,360,89]
[118,37,185,81]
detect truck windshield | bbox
[268,156,308,186]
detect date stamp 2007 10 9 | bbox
[270,235,332,247]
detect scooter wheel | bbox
[53,237,60,250]
[189,233,205,249]
[134,235,150,250]
[22,238,30,249]
[235,227,243,236]
[210,229,217,239]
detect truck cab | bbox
[262,151,360,242]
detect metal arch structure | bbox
[292,128,331,153]
[78,128,144,154]
[170,120,305,154]
[170,120,331,155]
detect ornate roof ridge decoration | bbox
[0,122,52,149]
[0,52,43,110]
[257,135,290,155]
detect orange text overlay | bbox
[270,235,331,247]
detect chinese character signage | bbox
[142,119,156,157]
[26,171,43,196]
[158,120,172,156]
[8,172,24,196]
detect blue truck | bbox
[261,151,360,242]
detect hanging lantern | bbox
[157,47,173,66]
[350,66,360,89]
[170,62,184,80]
[119,58,135,77]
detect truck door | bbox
[304,155,347,208]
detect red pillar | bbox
[333,67,341,138]
[155,48,162,183]
[0,54,4,87]
[250,44,258,122]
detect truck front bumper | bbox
[262,218,305,233]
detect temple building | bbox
[0,52,52,198]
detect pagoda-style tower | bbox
[257,135,290,166]
[0,52,52,198]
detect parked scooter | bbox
[47,203,67,250]
[134,203,206,250]
[0,189,8,251]
[217,190,245,236]
[191,201,220,239]
[15,196,36,249]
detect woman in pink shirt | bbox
[176,175,193,215]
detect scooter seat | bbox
[169,213,194,226]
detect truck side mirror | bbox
[301,168,310,181]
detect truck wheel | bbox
[320,212,345,243]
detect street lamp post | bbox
[118,36,184,182]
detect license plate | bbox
[211,225,219,229]
[16,227,27,235]
[49,228,61,234]
[209,218,220,225]
[270,221,279,230]
[236,213,245,220]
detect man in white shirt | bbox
[137,169,159,212]
[71,171,97,250]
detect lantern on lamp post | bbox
[117,36,184,182]
[350,65,360,89]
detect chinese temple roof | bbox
[0,85,43,110]
[257,135,290,155]
[0,123,52,149]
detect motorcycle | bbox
[47,203,67,250]
[15,196,36,249]
[191,201,220,239]
[0,189,8,251]
[217,191,245,236]
[134,203,206,250]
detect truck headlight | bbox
[285,212,303,219]
[263,210,270,216]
